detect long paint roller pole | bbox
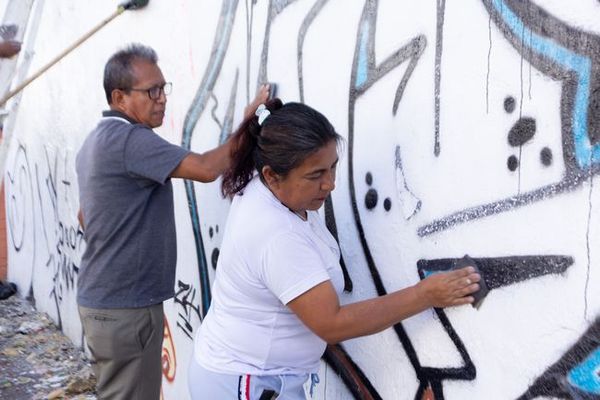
[0,0,149,107]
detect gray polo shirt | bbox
[76,110,190,309]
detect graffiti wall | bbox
[5,0,600,398]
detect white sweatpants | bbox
[188,356,319,400]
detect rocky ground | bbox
[0,294,96,400]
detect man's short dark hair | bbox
[103,43,158,104]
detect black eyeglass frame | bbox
[125,82,172,100]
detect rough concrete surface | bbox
[0,294,96,400]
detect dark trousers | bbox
[79,303,164,400]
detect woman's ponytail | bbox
[221,98,283,197]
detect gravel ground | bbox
[0,294,97,400]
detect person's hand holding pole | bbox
[0,40,21,58]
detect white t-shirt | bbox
[194,176,345,375]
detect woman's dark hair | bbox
[221,99,342,197]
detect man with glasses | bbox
[75,43,269,399]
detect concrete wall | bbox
[5,0,600,398]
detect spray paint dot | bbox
[507,155,519,171]
[508,117,536,147]
[209,227,214,239]
[504,96,516,113]
[540,147,552,166]
[365,189,378,210]
[365,172,373,186]
[384,198,392,211]
[211,248,220,269]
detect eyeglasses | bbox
[126,82,172,100]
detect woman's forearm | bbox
[320,285,430,344]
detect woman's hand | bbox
[243,84,271,119]
[415,266,481,308]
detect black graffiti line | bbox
[58,222,83,252]
[54,247,77,291]
[417,255,573,290]
[35,166,52,254]
[7,145,34,253]
[434,0,445,156]
[5,144,38,305]
[257,0,299,90]
[176,318,194,340]
[208,73,240,144]
[422,308,475,381]
[175,284,201,315]
[417,161,584,237]
[220,69,239,145]
[174,280,202,340]
[209,80,239,145]
[297,0,330,103]
[324,196,352,292]
[44,254,63,330]
[210,92,223,131]
[61,150,71,204]
[518,317,600,399]
[43,146,59,222]
[35,164,56,304]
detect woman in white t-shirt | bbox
[189,100,481,399]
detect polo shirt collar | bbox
[102,110,139,125]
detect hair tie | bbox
[255,104,270,126]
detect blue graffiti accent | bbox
[568,348,600,394]
[181,0,239,317]
[422,270,435,278]
[355,21,370,89]
[492,0,595,169]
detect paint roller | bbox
[0,0,150,107]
